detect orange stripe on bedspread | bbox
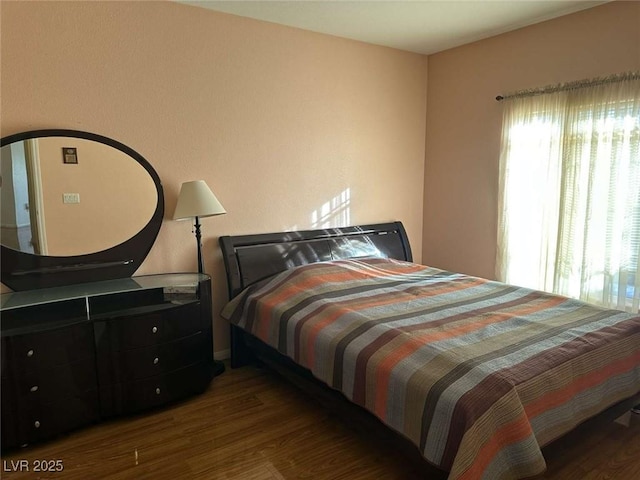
[254,269,388,340]
[255,261,428,339]
[456,412,536,480]
[524,349,640,418]
[302,276,487,368]
[373,294,567,417]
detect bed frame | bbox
[219,221,412,368]
[218,221,639,475]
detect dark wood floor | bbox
[1,362,639,479]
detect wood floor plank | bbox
[1,363,638,479]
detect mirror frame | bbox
[1,129,164,291]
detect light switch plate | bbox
[63,193,80,204]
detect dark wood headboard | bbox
[219,222,412,299]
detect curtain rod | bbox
[495,71,640,102]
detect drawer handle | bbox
[34,420,41,428]
[153,357,159,365]
[27,349,34,357]
[152,326,158,334]
[155,387,161,395]
[30,385,39,393]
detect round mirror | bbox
[1,130,164,291]
[2,136,157,256]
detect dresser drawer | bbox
[23,389,100,444]
[162,302,205,339]
[16,357,98,405]
[97,331,208,383]
[8,321,94,369]
[2,389,99,449]
[94,301,202,351]
[99,361,211,417]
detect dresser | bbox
[0,273,214,449]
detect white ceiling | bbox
[179,0,608,55]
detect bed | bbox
[219,222,640,480]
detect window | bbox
[497,74,640,312]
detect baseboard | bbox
[214,349,230,361]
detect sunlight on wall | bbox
[310,188,351,229]
[275,188,354,268]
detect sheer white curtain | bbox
[497,74,640,312]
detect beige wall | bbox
[0,1,427,356]
[423,0,640,280]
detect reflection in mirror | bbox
[1,137,157,256]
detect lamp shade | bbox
[173,180,226,220]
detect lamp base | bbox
[212,360,226,377]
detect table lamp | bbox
[173,180,226,274]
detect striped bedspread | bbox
[222,258,640,480]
